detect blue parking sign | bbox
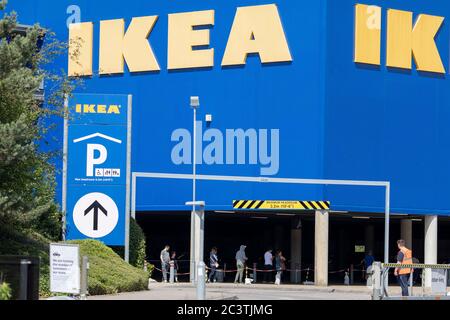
[63,94,132,247]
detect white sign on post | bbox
[50,243,81,294]
[431,269,447,295]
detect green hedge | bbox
[68,240,149,295]
[112,219,147,269]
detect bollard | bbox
[409,271,414,296]
[197,262,206,300]
[170,261,175,284]
[344,271,350,285]
[223,263,227,282]
[80,256,89,300]
[253,263,257,284]
[19,259,31,300]
[144,260,148,273]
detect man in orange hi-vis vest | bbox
[394,239,413,297]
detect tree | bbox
[0,0,78,240]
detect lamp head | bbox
[190,96,200,109]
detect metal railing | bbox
[370,262,450,300]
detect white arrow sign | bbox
[73,192,119,238]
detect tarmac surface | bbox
[88,282,383,300]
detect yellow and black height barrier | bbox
[233,200,331,211]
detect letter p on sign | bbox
[87,144,108,176]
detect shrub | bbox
[112,219,148,269]
[129,219,147,269]
[0,282,12,300]
[68,240,149,295]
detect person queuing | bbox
[234,245,248,284]
[263,249,274,283]
[208,247,219,283]
[160,245,171,283]
[274,250,287,285]
[394,239,413,297]
[171,251,179,283]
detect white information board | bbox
[431,269,448,294]
[50,243,80,294]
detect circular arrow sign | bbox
[73,192,119,238]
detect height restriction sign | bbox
[63,94,132,247]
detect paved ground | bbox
[89,283,378,300]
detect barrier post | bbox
[19,259,30,300]
[197,262,206,300]
[224,263,227,281]
[409,270,414,296]
[253,263,257,283]
[80,256,89,300]
[371,262,382,300]
[350,264,354,285]
[170,261,175,284]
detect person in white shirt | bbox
[263,249,274,283]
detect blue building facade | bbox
[8,0,450,216]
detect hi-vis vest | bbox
[399,247,413,275]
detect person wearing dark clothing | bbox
[160,245,170,283]
[209,247,219,283]
[171,251,179,283]
[395,239,413,297]
[274,250,287,285]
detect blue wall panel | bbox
[8,0,450,215]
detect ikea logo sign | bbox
[67,4,292,77]
[75,104,121,115]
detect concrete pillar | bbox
[365,224,375,254]
[290,227,302,284]
[401,219,413,250]
[424,215,438,289]
[315,210,329,286]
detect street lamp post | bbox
[187,97,206,300]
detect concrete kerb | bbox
[148,282,373,295]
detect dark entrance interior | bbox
[136,211,450,284]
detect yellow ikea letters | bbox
[355,4,445,74]
[68,4,292,76]
[168,10,215,70]
[99,16,160,74]
[222,4,292,66]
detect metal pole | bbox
[350,264,354,285]
[193,107,197,219]
[190,211,196,283]
[80,256,89,300]
[125,95,133,263]
[409,271,413,296]
[384,184,390,264]
[62,97,69,241]
[19,259,30,300]
[191,105,197,284]
[197,262,206,300]
[384,185,391,289]
[170,261,175,284]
